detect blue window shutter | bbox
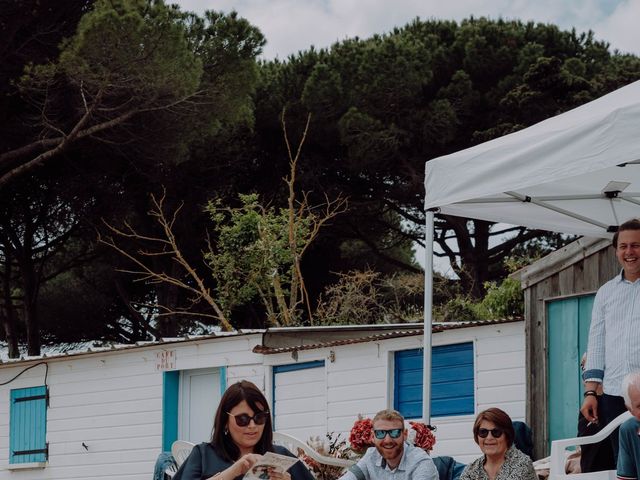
[162,371,180,452]
[394,343,474,419]
[10,386,48,464]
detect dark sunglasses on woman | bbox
[477,428,504,438]
[373,428,403,439]
[227,411,270,427]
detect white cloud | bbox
[592,0,640,55]
[176,0,639,58]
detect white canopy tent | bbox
[421,79,640,422]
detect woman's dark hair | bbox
[211,380,274,461]
[472,407,515,448]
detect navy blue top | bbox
[617,417,640,480]
[172,442,315,480]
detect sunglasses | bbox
[373,429,403,440]
[477,428,504,439]
[227,411,270,427]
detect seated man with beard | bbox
[339,409,438,480]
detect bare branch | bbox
[99,192,233,331]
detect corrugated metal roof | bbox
[0,329,263,365]
[253,318,522,354]
[0,318,521,366]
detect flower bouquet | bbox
[348,416,374,455]
[407,421,436,451]
[348,415,436,453]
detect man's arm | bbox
[338,455,370,480]
[617,420,638,480]
[581,381,601,423]
[581,290,606,422]
[583,289,606,383]
[337,470,357,480]
[412,458,439,480]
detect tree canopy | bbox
[0,0,266,355]
[2,6,640,356]
[252,17,640,296]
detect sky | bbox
[177,0,640,59]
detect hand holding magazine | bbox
[243,452,299,479]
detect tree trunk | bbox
[22,266,41,356]
[461,220,491,299]
[1,255,19,357]
[155,259,181,337]
[114,276,162,341]
[440,216,492,300]
[1,287,19,359]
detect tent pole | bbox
[422,210,434,424]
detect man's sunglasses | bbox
[373,428,403,440]
[227,411,270,427]
[477,428,504,439]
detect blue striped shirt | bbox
[584,270,640,396]
[339,443,438,480]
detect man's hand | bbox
[580,395,599,423]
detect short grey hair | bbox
[621,371,640,407]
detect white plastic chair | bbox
[164,462,178,479]
[548,410,632,479]
[273,431,356,468]
[171,440,196,469]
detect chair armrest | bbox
[273,432,356,468]
[549,411,631,475]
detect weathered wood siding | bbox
[522,240,618,459]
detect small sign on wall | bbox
[156,350,176,370]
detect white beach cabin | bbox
[0,320,525,479]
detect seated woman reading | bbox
[173,380,314,480]
[460,408,536,480]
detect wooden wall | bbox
[522,239,618,459]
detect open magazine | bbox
[243,452,299,479]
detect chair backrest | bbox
[272,431,356,468]
[432,455,466,480]
[512,421,534,459]
[549,410,632,479]
[171,440,196,468]
[153,451,178,480]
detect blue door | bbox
[547,295,594,447]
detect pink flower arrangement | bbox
[348,416,374,454]
[408,421,437,451]
[348,415,436,454]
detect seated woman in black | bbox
[173,380,314,480]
